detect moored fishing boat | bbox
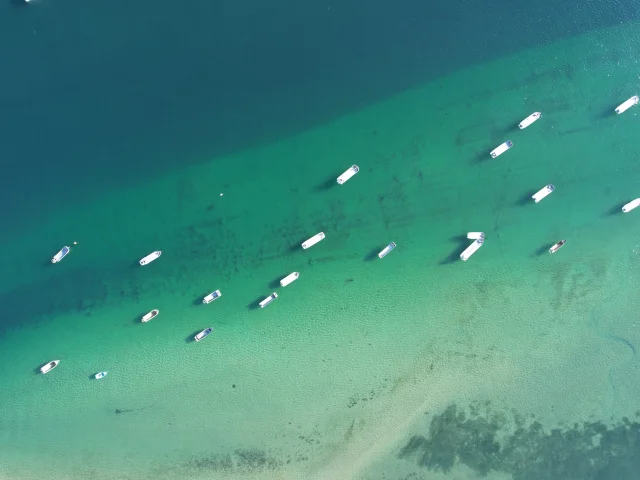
[622,198,640,213]
[378,242,396,259]
[460,238,484,261]
[203,290,222,304]
[549,240,566,254]
[52,242,77,263]
[141,309,159,323]
[615,96,639,114]
[337,165,359,184]
[52,246,71,264]
[280,272,299,287]
[94,371,108,380]
[466,232,485,241]
[532,184,555,203]
[302,232,325,249]
[40,360,60,374]
[490,140,513,158]
[259,293,278,308]
[139,251,162,265]
[194,328,213,342]
[518,112,541,129]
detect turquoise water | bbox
[3,2,640,479]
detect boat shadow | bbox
[604,202,625,217]
[314,175,338,193]
[363,247,382,262]
[533,244,552,257]
[32,366,41,375]
[288,239,307,253]
[185,331,201,343]
[596,105,617,120]
[516,190,536,206]
[268,277,283,289]
[247,297,263,311]
[469,151,489,165]
[440,235,469,265]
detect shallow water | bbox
[2,2,640,479]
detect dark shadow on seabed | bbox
[516,190,537,207]
[246,297,263,311]
[440,235,469,265]
[533,244,553,256]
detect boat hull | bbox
[203,290,222,304]
[260,293,278,308]
[615,96,639,114]
[51,246,70,264]
[378,242,396,259]
[141,309,159,323]
[40,360,60,374]
[302,232,325,249]
[460,239,484,261]
[337,165,359,184]
[622,198,640,213]
[466,232,485,241]
[139,251,162,266]
[95,371,108,379]
[194,328,213,342]
[280,273,299,287]
[549,240,566,254]
[490,140,513,158]
[532,184,555,203]
[518,112,541,129]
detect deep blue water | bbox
[0,0,636,230]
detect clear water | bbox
[2,1,640,479]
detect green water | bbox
[2,21,640,480]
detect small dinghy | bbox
[337,165,359,184]
[622,198,640,213]
[94,371,108,380]
[280,272,299,287]
[518,112,541,129]
[259,293,278,308]
[40,360,60,374]
[466,232,485,241]
[194,327,213,342]
[203,290,222,304]
[52,242,76,263]
[378,242,396,259]
[302,232,325,249]
[490,140,513,158]
[139,251,162,266]
[615,96,639,114]
[532,184,555,203]
[549,240,566,254]
[141,309,159,323]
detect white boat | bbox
[51,246,71,264]
[549,240,566,254]
[337,165,359,184]
[52,242,77,263]
[518,112,541,129]
[94,371,108,380]
[466,232,485,241]
[378,242,396,259]
[40,360,60,374]
[622,198,640,213]
[532,184,555,203]
[615,96,639,114]
[141,309,159,323]
[280,272,299,287]
[194,327,213,342]
[490,141,513,158]
[259,293,278,308]
[139,250,162,266]
[203,290,222,304]
[302,232,325,249]
[460,238,484,261]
